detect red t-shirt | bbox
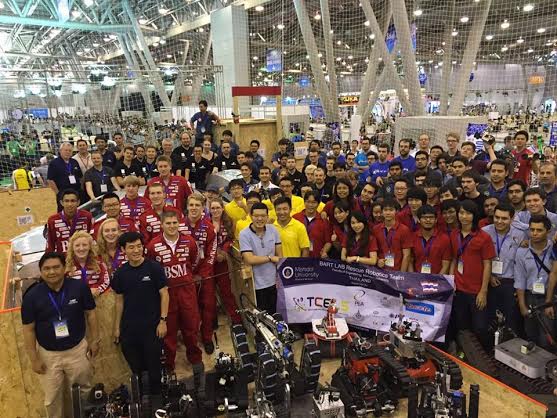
[396,206,419,232]
[323,198,358,220]
[146,175,192,212]
[293,211,332,258]
[45,209,93,254]
[511,148,533,185]
[373,222,413,271]
[341,234,378,257]
[478,218,492,229]
[450,229,496,294]
[411,230,452,274]
[92,215,137,239]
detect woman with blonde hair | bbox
[66,231,110,296]
[96,218,127,275]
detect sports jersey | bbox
[341,234,379,257]
[139,206,185,244]
[92,215,137,239]
[146,175,192,212]
[119,196,151,225]
[293,211,331,258]
[13,168,31,190]
[105,247,127,275]
[373,222,413,271]
[146,234,199,286]
[214,220,233,253]
[66,258,110,294]
[182,216,217,278]
[511,148,533,185]
[45,209,93,254]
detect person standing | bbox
[393,139,416,173]
[72,139,93,175]
[190,100,221,144]
[146,156,193,213]
[293,191,331,258]
[139,183,185,244]
[84,150,120,200]
[22,252,99,418]
[184,145,211,191]
[92,193,137,238]
[94,136,116,168]
[511,130,537,186]
[273,196,310,257]
[240,202,283,314]
[112,232,169,398]
[114,146,146,187]
[96,218,127,275]
[171,132,194,176]
[119,176,151,226]
[410,205,451,274]
[47,142,83,207]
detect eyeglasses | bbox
[394,187,408,191]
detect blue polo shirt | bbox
[111,259,167,338]
[482,224,526,279]
[47,156,83,192]
[393,155,416,173]
[367,160,390,183]
[514,241,554,291]
[190,111,216,140]
[239,224,281,290]
[21,279,95,351]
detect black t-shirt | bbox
[314,182,333,203]
[287,170,306,194]
[460,192,488,218]
[185,157,211,190]
[139,159,159,179]
[83,166,116,197]
[101,150,117,168]
[171,146,194,170]
[111,259,167,337]
[47,156,83,192]
[21,279,95,351]
[114,160,145,179]
[214,154,239,171]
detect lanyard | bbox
[383,227,395,251]
[48,289,66,320]
[64,160,73,175]
[123,197,138,218]
[304,215,317,236]
[421,236,435,259]
[457,233,473,258]
[60,211,78,235]
[358,198,372,219]
[531,248,550,276]
[95,168,106,184]
[111,248,121,272]
[495,231,510,257]
[410,217,418,232]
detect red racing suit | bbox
[66,258,110,294]
[139,206,185,244]
[182,216,217,343]
[92,215,137,240]
[45,209,93,254]
[119,196,151,227]
[146,176,192,212]
[146,233,202,368]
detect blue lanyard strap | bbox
[421,236,435,259]
[495,231,509,257]
[531,248,549,275]
[457,233,473,258]
[60,211,78,236]
[48,289,65,320]
[384,227,395,251]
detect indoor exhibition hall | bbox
[3,0,557,417]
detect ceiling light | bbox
[158,5,169,15]
[0,2,5,9]
[364,57,369,63]
[83,47,91,52]
[138,17,148,24]
[277,24,284,30]
[71,9,81,18]
[92,42,99,47]
[159,38,166,44]
[528,48,534,53]
[370,34,375,40]
[428,59,433,64]
[452,30,458,36]
[83,0,94,6]
[103,36,111,42]
[501,46,508,52]
[460,16,469,23]
[336,57,341,61]
[198,27,204,32]
[523,3,534,12]
[101,76,115,87]
[537,28,546,33]
[109,34,117,40]
[485,34,494,40]
[336,40,342,45]
[413,9,423,17]
[501,20,510,29]
[255,5,264,11]
[314,13,321,20]
[516,38,524,44]
[166,54,172,58]
[364,20,370,26]
[253,56,258,60]
[452,60,457,64]
[317,52,323,57]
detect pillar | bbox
[320,0,339,122]
[211,5,250,111]
[439,0,455,115]
[191,33,213,106]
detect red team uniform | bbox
[293,211,331,257]
[66,259,111,294]
[373,222,413,271]
[146,234,202,369]
[139,206,185,244]
[146,176,192,212]
[92,215,137,239]
[119,196,151,225]
[45,209,93,254]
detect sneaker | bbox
[203,341,215,355]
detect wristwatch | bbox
[160,316,167,322]
[267,255,272,262]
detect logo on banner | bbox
[353,290,365,307]
[420,281,439,293]
[405,301,435,316]
[282,266,294,279]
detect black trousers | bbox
[120,332,162,394]
[256,285,277,315]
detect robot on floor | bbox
[304,299,359,358]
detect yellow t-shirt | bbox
[235,216,252,242]
[273,218,310,257]
[13,168,31,190]
[263,195,305,217]
[225,198,248,225]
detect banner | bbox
[550,121,557,146]
[385,23,417,53]
[276,258,455,342]
[266,49,282,72]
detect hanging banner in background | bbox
[385,23,417,53]
[266,49,282,72]
[276,258,455,342]
[550,122,557,146]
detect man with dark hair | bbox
[511,130,537,185]
[293,190,331,258]
[330,141,345,165]
[373,198,413,271]
[459,170,487,217]
[113,231,169,399]
[84,150,119,200]
[190,100,221,144]
[240,162,258,192]
[92,192,137,239]
[482,203,524,332]
[184,145,211,190]
[514,215,554,348]
[240,202,283,314]
[516,188,557,235]
[221,130,239,156]
[538,161,557,212]
[249,139,264,169]
[410,205,451,274]
[225,179,248,225]
[94,136,116,168]
[485,159,509,200]
[213,141,239,172]
[376,161,403,199]
[171,131,194,176]
[146,156,193,213]
[393,138,416,173]
[72,138,93,175]
[397,187,427,232]
[407,150,442,185]
[249,166,279,200]
[285,155,305,192]
[278,177,304,214]
[394,178,410,209]
[479,196,499,228]
[45,189,93,254]
[47,142,83,208]
[424,177,442,207]
[368,143,390,185]
[439,199,461,236]
[313,167,333,203]
[272,138,290,169]
[22,252,98,418]
[507,179,527,213]
[114,145,145,186]
[273,196,310,257]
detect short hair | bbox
[250,202,268,215]
[389,161,403,170]
[95,136,106,143]
[507,179,527,192]
[377,143,390,151]
[394,177,410,187]
[524,187,546,200]
[514,130,529,140]
[451,156,469,166]
[273,196,292,209]
[240,162,252,171]
[382,198,401,211]
[333,162,346,170]
[146,145,158,151]
[148,182,164,192]
[250,139,260,148]
[417,205,437,218]
[76,139,88,146]
[415,150,429,160]
[447,131,460,141]
[118,231,143,249]
[269,188,285,198]
[123,175,141,187]
[161,210,179,222]
[494,203,515,218]
[259,165,272,173]
[222,129,233,137]
[303,190,320,201]
[101,192,120,203]
[60,189,80,200]
[539,161,557,175]
[187,192,205,205]
[199,100,208,107]
[439,184,459,198]
[91,150,102,157]
[430,145,444,153]
[399,138,412,146]
[461,170,479,182]
[407,187,427,205]
[156,155,171,165]
[278,177,293,186]
[245,191,262,201]
[424,177,442,188]
[123,145,134,154]
[113,132,123,138]
[441,199,461,213]
[490,159,508,171]
[461,141,475,150]
[228,179,244,190]
[529,214,552,231]
[331,141,342,148]
[135,144,145,151]
[39,252,65,269]
[245,152,255,159]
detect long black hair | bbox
[332,178,354,203]
[459,199,480,231]
[346,211,371,257]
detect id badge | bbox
[191,182,196,190]
[492,259,503,275]
[421,262,432,274]
[457,259,464,274]
[100,184,108,193]
[385,253,395,268]
[68,175,76,184]
[309,241,313,251]
[198,244,205,260]
[53,319,70,339]
[533,279,545,295]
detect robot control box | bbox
[494,338,557,379]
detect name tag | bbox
[53,319,70,339]
[309,241,313,251]
[533,281,545,295]
[421,262,432,274]
[68,175,76,184]
[457,259,464,274]
[492,259,503,275]
[100,184,108,193]
[385,253,395,268]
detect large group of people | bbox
[18,100,557,416]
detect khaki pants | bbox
[37,338,92,418]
